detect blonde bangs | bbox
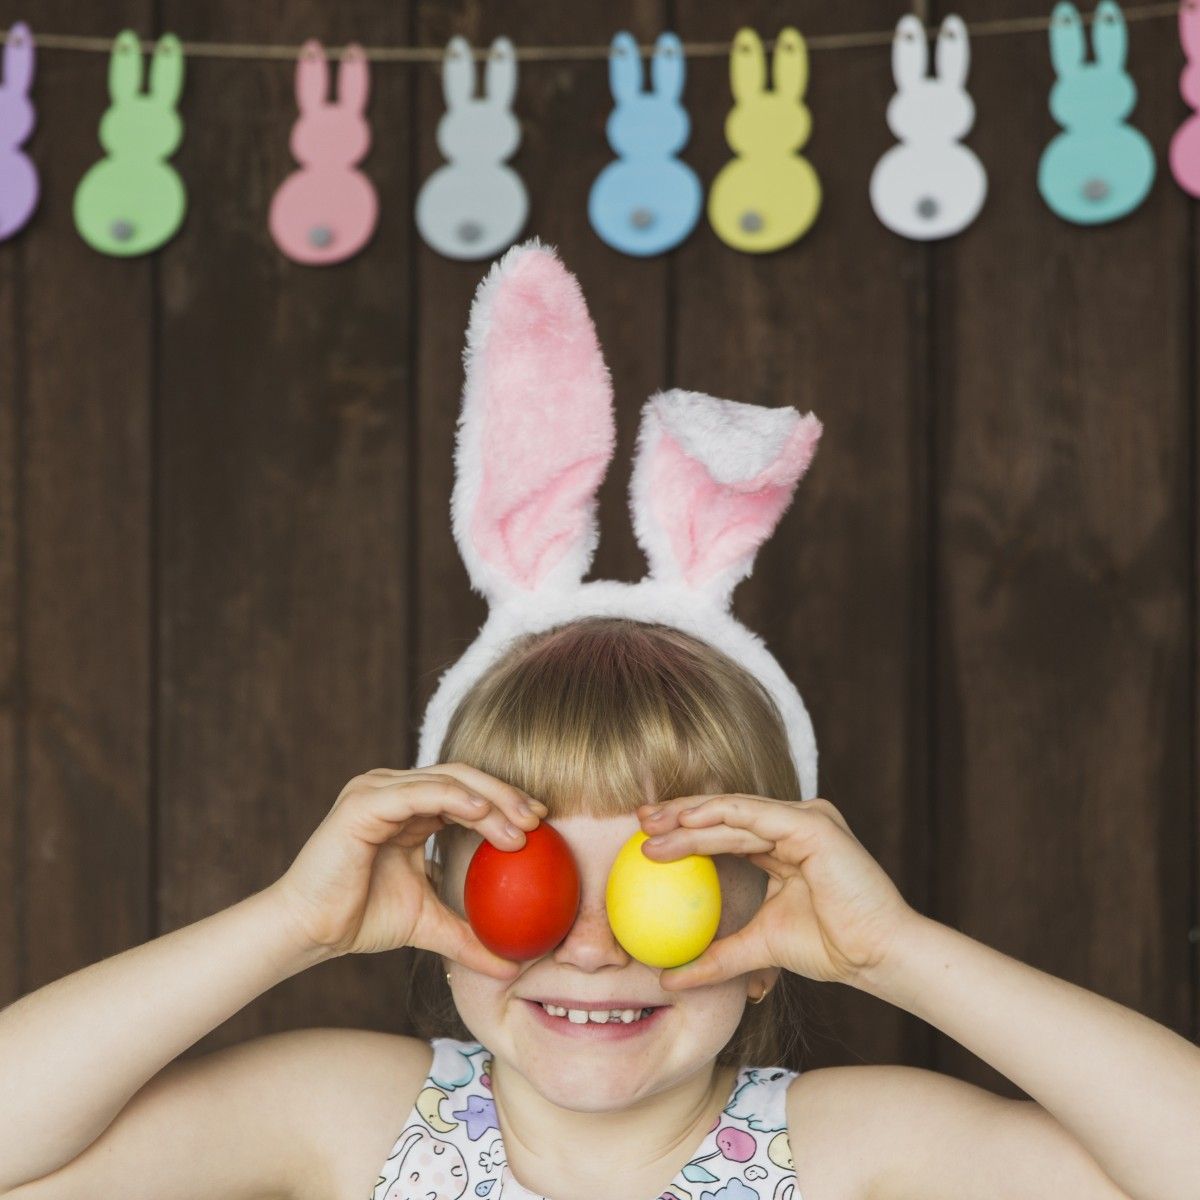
[434,616,803,817]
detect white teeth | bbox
[539,1002,651,1024]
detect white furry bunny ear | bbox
[450,238,616,605]
[628,389,822,608]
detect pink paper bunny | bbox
[0,20,39,241]
[268,38,378,264]
[1170,0,1200,196]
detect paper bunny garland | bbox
[0,20,38,242]
[415,36,528,260]
[418,239,822,864]
[870,14,987,241]
[268,39,379,265]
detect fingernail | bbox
[469,796,487,807]
[517,801,533,815]
[646,835,665,846]
[645,808,664,821]
[505,822,522,838]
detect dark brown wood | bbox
[0,127,19,1010]
[1,0,156,1007]
[154,0,417,1050]
[932,0,1195,1092]
[0,0,1196,1092]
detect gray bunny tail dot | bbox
[1082,178,1110,202]
[915,196,940,220]
[739,210,764,233]
[308,224,334,248]
[457,220,485,244]
[630,207,655,229]
[109,219,135,242]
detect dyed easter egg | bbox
[464,821,580,960]
[605,829,721,968]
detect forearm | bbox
[0,884,330,1193]
[857,913,1200,1200]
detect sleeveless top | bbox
[370,1036,801,1200]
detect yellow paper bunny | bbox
[708,27,822,253]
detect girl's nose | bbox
[551,901,630,971]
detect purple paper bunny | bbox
[0,20,39,240]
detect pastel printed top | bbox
[370,1036,801,1200]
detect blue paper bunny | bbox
[588,31,703,256]
[1037,0,1155,224]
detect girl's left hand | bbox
[635,794,917,991]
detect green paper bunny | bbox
[74,29,186,256]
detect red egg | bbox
[464,821,580,960]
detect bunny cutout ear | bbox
[484,37,517,110]
[109,30,144,103]
[1091,0,1128,71]
[609,32,642,103]
[730,28,766,102]
[296,39,329,112]
[651,32,685,102]
[3,21,35,95]
[628,389,822,606]
[772,27,808,101]
[892,14,929,89]
[337,43,369,113]
[148,34,184,109]
[935,15,969,87]
[451,239,616,604]
[1049,2,1086,76]
[443,36,476,109]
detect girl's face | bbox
[438,810,771,1111]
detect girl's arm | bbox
[0,764,537,1197]
[854,912,1200,1200]
[638,793,1200,1200]
[0,885,329,1193]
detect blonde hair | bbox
[402,615,811,1068]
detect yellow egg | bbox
[605,829,722,968]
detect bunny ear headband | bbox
[420,238,822,863]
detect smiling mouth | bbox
[530,1001,659,1024]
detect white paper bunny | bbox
[418,239,823,866]
[869,13,987,240]
[415,35,528,260]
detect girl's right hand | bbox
[267,762,547,978]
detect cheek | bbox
[714,872,765,939]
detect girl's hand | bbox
[267,763,547,978]
[635,794,917,991]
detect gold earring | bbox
[748,982,768,1004]
[445,971,452,986]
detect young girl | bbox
[2,241,1198,1200]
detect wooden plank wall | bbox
[1,0,1197,1104]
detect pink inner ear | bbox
[650,419,818,588]
[469,251,614,590]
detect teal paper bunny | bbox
[1037,0,1155,224]
[73,29,187,256]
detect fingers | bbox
[418,893,521,981]
[638,793,845,860]
[641,822,775,862]
[340,773,544,853]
